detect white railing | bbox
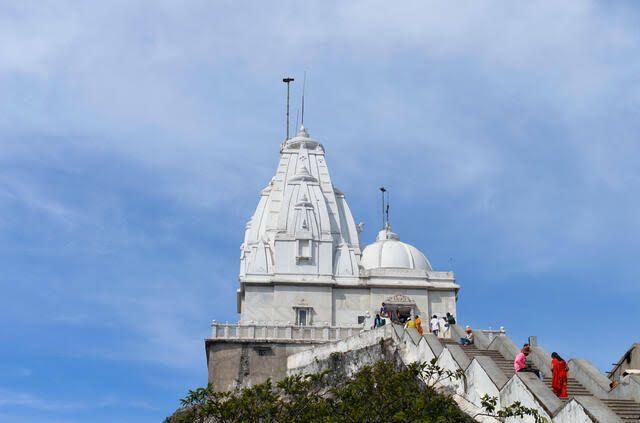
[210,321,364,342]
[481,326,506,342]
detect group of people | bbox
[374,308,458,340]
[376,313,570,399]
[376,312,570,398]
[403,312,457,338]
[373,311,458,339]
[514,344,568,398]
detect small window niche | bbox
[294,307,312,326]
[297,239,312,261]
[254,346,273,356]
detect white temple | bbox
[207,122,640,423]
[236,125,459,328]
[205,111,640,423]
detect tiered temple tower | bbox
[204,121,640,423]
[207,125,459,390]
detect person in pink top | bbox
[514,347,528,372]
[514,345,541,378]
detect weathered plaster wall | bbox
[488,335,519,361]
[499,374,555,423]
[553,399,596,423]
[242,285,274,323]
[569,359,613,400]
[287,325,395,373]
[528,345,553,378]
[465,358,507,409]
[435,348,465,395]
[398,329,422,364]
[472,329,492,350]
[273,284,333,324]
[554,396,623,423]
[206,340,316,392]
[609,344,640,382]
[289,338,401,380]
[416,335,439,363]
[428,290,456,320]
[612,374,640,402]
[332,288,370,326]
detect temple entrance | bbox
[380,294,416,324]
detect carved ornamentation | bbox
[384,294,415,305]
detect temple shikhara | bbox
[237,124,458,330]
[206,122,640,422]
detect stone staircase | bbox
[600,398,640,422]
[442,338,516,377]
[442,338,640,422]
[542,376,591,397]
[539,366,640,421]
[288,327,640,422]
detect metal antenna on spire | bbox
[385,190,390,227]
[379,187,387,229]
[295,108,299,135]
[301,71,307,126]
[283,77,295,140]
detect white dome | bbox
[361,227,432,271]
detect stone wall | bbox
[610,344,640,382]
[205,339,317,392]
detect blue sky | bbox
[1,1,640,421]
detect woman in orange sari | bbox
[414,315,423,336]
[551,352,568,398]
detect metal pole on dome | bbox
[379,186,386,229]
[301,71,307,126]
[386,190,390,228]
[282,77,294,140]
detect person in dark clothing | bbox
[374,314,384,328]
[445,312,456,325]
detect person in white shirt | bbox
[430,315,440,337]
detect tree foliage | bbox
[478,394,548,423]
[166,358,546,423]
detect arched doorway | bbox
[380,294,415,324]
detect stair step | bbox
[431,334,640,421]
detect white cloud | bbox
[1,1,640,394]
[0,389,83,412]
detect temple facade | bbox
[206,125,459,391]
[236,125,459,329]
[204,125,640,422]
[205,123,640,423]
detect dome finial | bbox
[379,186,390,230]
[297,124,309,138]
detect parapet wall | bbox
[287,325,395,374]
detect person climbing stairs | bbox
[440,337,640,421]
